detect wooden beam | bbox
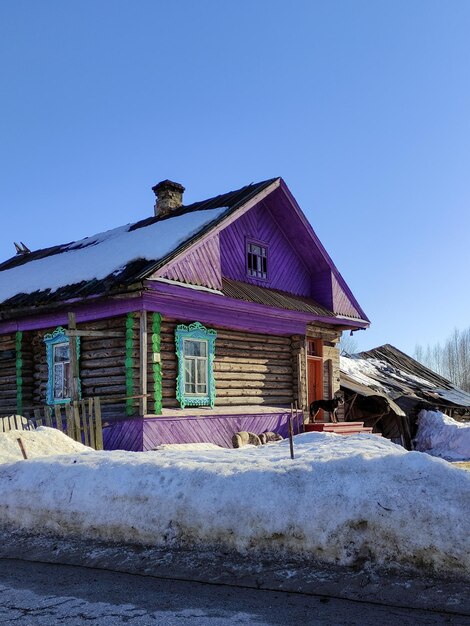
[68,313,80,402]
[139,311,148,416]
[65,330,123,338]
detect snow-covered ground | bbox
[414,410,470,461]
[0,427,89,464]
[0,427,469,577]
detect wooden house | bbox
[0,178,369,450]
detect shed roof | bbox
[341,344,470,410]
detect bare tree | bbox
[414,327,470,392]
[339,332,359,356]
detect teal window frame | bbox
[44,327,81,405]
[175,322,216,409]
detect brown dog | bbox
[309,395,344,423]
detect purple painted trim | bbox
[103,411,296,451]
[0,296,144,334]
[143,281,369,332]
[279,179,370,323]
[0,276,368,337]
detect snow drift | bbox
[414,410,470,461]
[0,427,89,464]
[0,430,469,577]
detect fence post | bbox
[94,397,103,451]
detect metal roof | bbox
[221,278,336,318]
[0,179,278,309]
[345,344,470,410]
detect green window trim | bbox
[152,312,163,415]
[125,313,135,416]
[175,322,216,409]
[44,326,81,405]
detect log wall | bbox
[159,318,294,408]
[30,316,131,419]
[0,334,17,413]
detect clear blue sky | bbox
[1,0,469,355]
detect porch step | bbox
[304,422,375,436]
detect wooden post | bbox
[94,397,103,450]
[288,416,294,459]
[88,398,96,450]
[139,311,148,417]
[81,400,89,447]
[68,313,80,402]
[17,438,27,459]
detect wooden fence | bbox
[0,397,103,450]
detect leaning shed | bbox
[341,344,470,449]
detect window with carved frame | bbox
[175,322,216,408]
[44,327,81,404]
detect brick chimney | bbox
[152,180,185,217]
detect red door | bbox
[307,357,323,419]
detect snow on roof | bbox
[0,431,469,576]
[341,348,470,409]
[0,207,228,305]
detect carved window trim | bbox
[44,327,81,404]
[175,322,216,409]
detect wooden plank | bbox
[54,405,63,432]
[88,398,95,449]
[81,400,89,447]
[44,406,53,428]
[73,401,81,443]
[94,397,103,450]
[65,403,74,439]
[33,408,41,428]
[66,330,123,338]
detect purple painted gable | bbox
[220,202,312,297]
[152,235,222,291]
[331,274,362,318]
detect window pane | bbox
[197,359,207,393]
[63,362,70,398]
[185,359,195,384]
[54,362,64,399]
[184,340,207,357]
[54,343,70,363]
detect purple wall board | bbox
[220,203,312,297]
[103,412,295,451]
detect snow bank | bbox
[0,427,90,464]
[414,410,470,461]
[0,432,469,577]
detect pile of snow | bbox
[0,427,90,464]
[0,432,469,577]
[414,410,470,461]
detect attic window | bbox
[246,240,268,280]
